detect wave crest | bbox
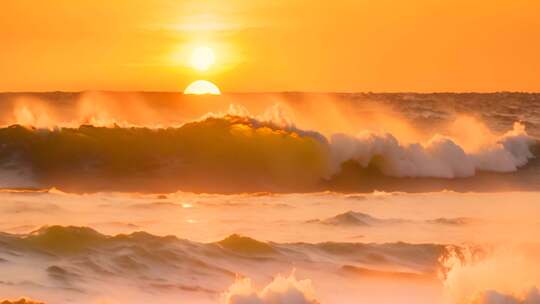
[0,105,536,192]
[330,122,535,178]
[218,234,276,256]
[222,273,320,304]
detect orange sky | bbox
[1,0,539,92]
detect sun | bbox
[184,80,221,95]
[190,46,215,71]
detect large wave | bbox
[0,115,329,192]
[0,111,536,192]
[0,92,538,192]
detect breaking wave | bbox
[440,245,540,304]
[470,288,540,304]
[331,121,535,178]
[222,273,319,304]
[0,113,536,193]
[0,91,538,192]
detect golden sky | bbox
[1,0,539,92]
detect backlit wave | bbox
[0,111,536,192]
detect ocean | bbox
[0,92,539,304]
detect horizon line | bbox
[1,90,539,95]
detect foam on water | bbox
[0,191,538,303]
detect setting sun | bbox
[1,2,540,304]
[190,46,215,71]
[183,80,221,95]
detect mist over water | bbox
[0,190,539,303]
[0,92,539,303]
[0,92,538,193]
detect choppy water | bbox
[0,92,539,303]
[0,190,539,303]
